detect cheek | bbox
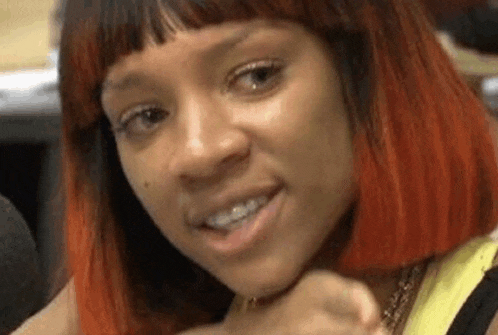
[231,92,322,157]
[118,152,148,196]
[117,147,170,219]
[275,83,352,167]
[252,69,346,148]
[116,147,192,247]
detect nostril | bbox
[170,130,251,182]
[219,149,251,177]
[221,147,250,165]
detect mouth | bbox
[196,186,284,256]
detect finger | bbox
[348,282,382,326]
[298,271,363,319]
[321,286,363,319]
[322,281,381,327]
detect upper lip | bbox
[187,184,281,228]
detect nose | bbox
[168,98,250,183]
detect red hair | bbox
[58,0,498,333]
[336,0,498,272]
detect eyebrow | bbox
[101,25,262,95]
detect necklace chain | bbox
[242,263,425,334]
[381,264,424,332]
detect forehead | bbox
[146,19,292,53]
[102,19,304,90]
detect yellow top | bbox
[404,236,498,334]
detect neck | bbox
[358,269,405,315]
[310,251,406,319]
[303,210,430,331]
[311,255,428,334]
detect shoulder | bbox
[10,278,80,335]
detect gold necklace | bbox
[381,264,424,332]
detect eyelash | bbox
[113,104,166,135]
[113,59,285,137]
[226,59,284,95]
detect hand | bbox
[221,270,388,335]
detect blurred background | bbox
[0,0,497,309]
[1,0,64,306]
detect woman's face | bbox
[101,19,356,298]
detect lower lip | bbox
[199,189,284,255]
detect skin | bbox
[101,19,358,299]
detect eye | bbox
[113,104,168,137]
[227,59,284,96]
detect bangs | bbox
[60,0,358,128]
[100,0,302,69]
[100,0,355,67]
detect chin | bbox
[227,264,303,299]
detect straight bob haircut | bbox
[59,0,498,333]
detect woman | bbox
[15,0,498,334]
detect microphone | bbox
[0,194,45,335]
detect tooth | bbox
[256,196,268,206]
[232,205,248,220]
[219,214,234,225]
[204,195,269,230]
[246,199,258,212]
[207,213,230,227]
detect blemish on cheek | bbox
[144,181,150,188]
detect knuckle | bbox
[294,272,331,299]
[348,281,381,325]
[351,281,377,306]
[301,270,345,293]
[300,270,333,287]
[348,281,370,296]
